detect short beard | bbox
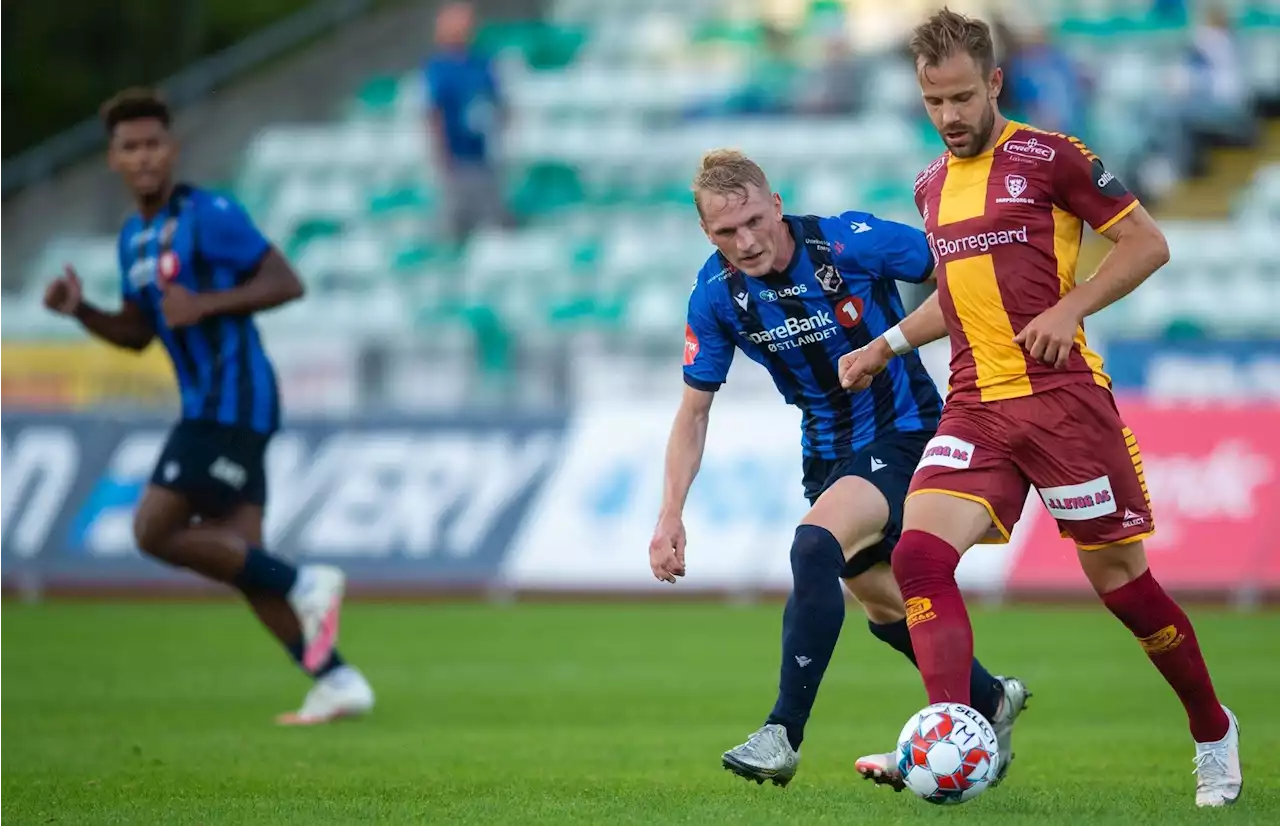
[953,104,996,158]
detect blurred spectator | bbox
[999,23,1090,137]
[424,1,512,244]
[1150,5,1256,176]
[797,32,864,116]
[685,25,798,119]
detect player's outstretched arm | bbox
[839,290,947,391]
[649,386,715,583]
[44,265,154,351]
[195,249,305,318]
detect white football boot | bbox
[856,676,1030,791]
[277,665,375,725]
[1194,707,1242,808]
[287,565,346,673]
[989,675,1031,785]
[722,724,801,787]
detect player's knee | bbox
[790,524,845,584]
[890,529,960,592]
[1078,540,1149,595]
[132,508,178,562]
[844,568,905,624]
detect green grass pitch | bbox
[3,601,1277,824]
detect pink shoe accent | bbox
[302,596,341,673]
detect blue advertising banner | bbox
[1105,339,1280,401]
[2,413,566,589]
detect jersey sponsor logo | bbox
[996,174,1035,205]
[744,311,837,352]
[804,237,830,253]
[917,435,975,470]
[931,225,1030,260]
[159,217,179,246]
[683,325,700,366]
[1038,475,1118,521]
[1003,136,1056,163]
[708,267,733,284]
[1138,624,1185,656]
[759,284,807,302]
[815,264,843,294]
[209,456,248,490]
[905,596,936,628]
[915,155,947,192]
[833,296,864,328]
[1091,158,1129,198]
[128,256,157,289]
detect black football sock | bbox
[868,618,1004,723]
[766,525,847,751]
[233,546,299,597]
[287,641,347,679]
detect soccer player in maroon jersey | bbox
[839,9,1241,806]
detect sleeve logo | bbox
[683,325,700,366]
[1091,158,1129,198]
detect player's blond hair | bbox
[910,7,996,77]
[691,149,770,216]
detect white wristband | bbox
[882,324,912,356]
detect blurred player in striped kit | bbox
[43,89,374,725]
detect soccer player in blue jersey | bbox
[647,150,1027,788]
[41,89,374,725]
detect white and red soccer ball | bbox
[896,702,999,805]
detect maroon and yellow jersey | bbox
[915,121,1139,403]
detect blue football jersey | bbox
[119,184,280,434]
[683,212,942,459]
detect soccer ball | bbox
[896,702,999,805]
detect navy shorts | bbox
[149,420,271,518]
[801,430,936,580]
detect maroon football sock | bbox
[892,530,973,706]
[1101,569,1229,742]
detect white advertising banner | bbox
[504,399,1031,593]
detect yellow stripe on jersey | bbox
[1052,205,1111,388]
[937,121,1020,226]
[946,254,1034,400]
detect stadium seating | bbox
[7,0,1279,348]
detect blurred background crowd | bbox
[3,0,1277,417]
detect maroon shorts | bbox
[907,382,1154,549]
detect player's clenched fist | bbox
[43,265,84,315]
[649,513,687,584]
[839,338,892,392]
[1013,303,1081,370]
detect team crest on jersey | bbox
[158,250,181,281]
[814,264,844,294]
[1005,175,1027,199]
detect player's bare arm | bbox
[163,248,305,328]
[45,264,155,351]
[839,289,946,391]
[1014,205,1168,369]
[649,385,715,583]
